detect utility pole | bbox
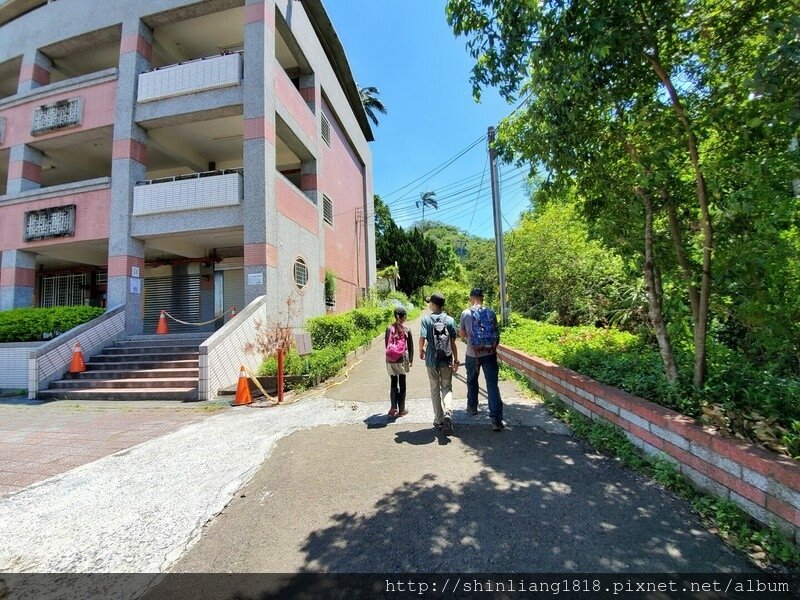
[488,126,509,326]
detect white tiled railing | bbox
[137,53,242,102]
[199,295,267,400]
[133,169,242,216]
[28,305,125,398]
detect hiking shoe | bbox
[433,422,443,430]
[398,409,408,416]
[388,408,398,417]
[466,406,479,416]
[491,419,506,432]
[442,416,453,436]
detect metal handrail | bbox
[136,168,243,186]
[149,50,244,72]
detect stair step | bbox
[85,359,198,370]
[51,377,199,390]
[91,351,199,363]
[68,368,199,380]
[103,345,202,355]
[37,388,199,401]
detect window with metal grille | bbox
[321,113,331,146]
[293,258,309,289]
[39,273,86,308]
[323,195,333,226]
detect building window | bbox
[321,113,331,146]
[293,257,309,289]
[32,98,83,135]
[40,273,86,308]
[323,195,333,226]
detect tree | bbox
[416,191,438,234]
[507,201,627,326]
[447,0,800,386]
[358,85,387,127]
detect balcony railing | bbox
[133,169,243,216]
[31,97,83,135]
[137,53,243,103]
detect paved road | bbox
[0,312,753,588]
[167,313,751,574]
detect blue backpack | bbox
[468,306,499,349]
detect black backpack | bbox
[430,314,452,361]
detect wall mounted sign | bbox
[24,205,76,241]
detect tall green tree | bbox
[358,85,388,127]
[416,191,438,234]
[447,0,800,385]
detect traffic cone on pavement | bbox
[69,341,86,374]
[231,365,252,406]
[156,310,168,335]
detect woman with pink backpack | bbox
[384,306,414,417]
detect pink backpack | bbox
[385,325,407,362]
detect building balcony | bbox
[274,63,315,141]
[133,169,242,216]
[137,53,243,103]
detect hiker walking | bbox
[419,292,459,435]
[385,306,413,417]
[458,287,505,431]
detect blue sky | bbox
[324,0,533,238]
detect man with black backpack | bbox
[419,292,459,436]
[458,288,505,431]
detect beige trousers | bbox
[427,365,453,425]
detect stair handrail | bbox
[28,305,126,399]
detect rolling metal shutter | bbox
[143,275,200,333]
[222,268,245,323]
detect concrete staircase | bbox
[37,334,207,401]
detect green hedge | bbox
[260,306,395,385]
[501,314,800,458]
[0,306,105,343]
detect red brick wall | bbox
[498,345,800,544]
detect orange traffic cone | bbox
[231,365,252,406]
[69,341,86,374]
[156,310,168,335]
[230,306,236,318]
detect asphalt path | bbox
[167,313,751,574]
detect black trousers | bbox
[390,374,407,410]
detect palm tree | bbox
[416,191,437,233]
[358,85,387,126]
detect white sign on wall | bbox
[247,272,264,285]
[130,278,141,294]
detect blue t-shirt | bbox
[420,312,458,368]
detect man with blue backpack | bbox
[458,287,505,431]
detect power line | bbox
[381,134,486,204]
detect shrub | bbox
[305,313,355,349]
[0,306,105,343]
[258,346,346,382]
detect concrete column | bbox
[18,50,51,94]
[6,145,42,194]
[243,0,278,307]
[107,19,152,334]
[299,73,317,113]
[0,250,36,309]
[198,261,216,332]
